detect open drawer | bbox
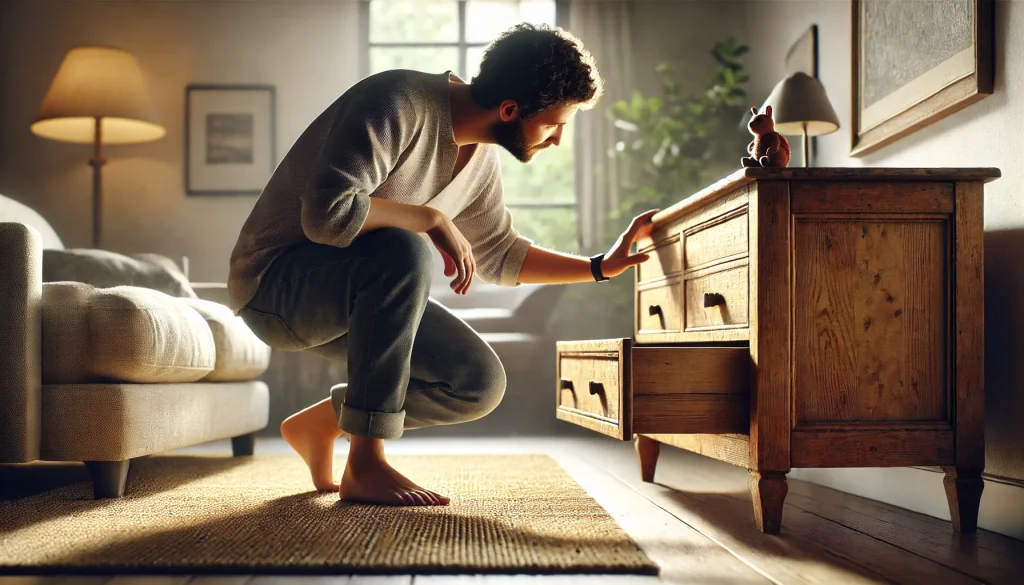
[555,338,749,440]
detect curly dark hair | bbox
[470,23,603,120]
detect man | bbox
[228,23,657,507]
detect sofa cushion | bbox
[41,282,215,384]
[177,298,271,382]
[43,248,196,298]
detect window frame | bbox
[360,0,575,214]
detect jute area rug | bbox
[0,453,658,576]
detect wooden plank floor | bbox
[2,436,1022,585]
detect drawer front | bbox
[556,339,630,440]
[632,346,750,435]
[683,207,748,271]
[637,278,682,334]
[684,262,749,331]
[555,340,750,439]
[637,235,682,283]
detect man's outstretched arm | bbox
[516,209,659,285]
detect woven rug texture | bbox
[0,453,658,575]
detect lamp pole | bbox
[802,122,809,168]
[88,116,106,249]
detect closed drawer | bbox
[555,339,750,440]
[684,261,749,331]
[636,278,681,335]
[637,234,681,283]
[683,207,748,271]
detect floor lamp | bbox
[760,72,840,167]
[30,46,166,249]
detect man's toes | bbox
[428,490,450,505]
[415,490,438,505]
[404,491,427,506]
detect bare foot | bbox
[280,397,345,492]
[339,436,450,506]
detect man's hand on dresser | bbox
[600,209,660,279]
[516,208,660,285]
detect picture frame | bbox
[851,0,993,157]
[185,84,276,195]
[785,24,818,79]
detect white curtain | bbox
[569,0,633,254]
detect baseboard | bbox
[789,466,1024,541]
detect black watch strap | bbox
[591,254,609,282]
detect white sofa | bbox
[0,193,271,498]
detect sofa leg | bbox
[232,432,256,456]
[84,460,130,499]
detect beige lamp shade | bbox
[31,46,165,144]
[760,71,840,136]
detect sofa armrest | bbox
[0,222,42,462]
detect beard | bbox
[493,118,541,163]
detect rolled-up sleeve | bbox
[300,90,412,248]
[453,153,533,287]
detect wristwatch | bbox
[590,254,609,282]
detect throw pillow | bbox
[43,248,197,298]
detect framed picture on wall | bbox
[785,24,818,79]
[851,0,993,157]
[185,84,276,195]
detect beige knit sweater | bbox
[227,69,533,314]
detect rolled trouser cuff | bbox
[331,383,406,439]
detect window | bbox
[363,0,578,253]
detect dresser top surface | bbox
[652,167,1001,226]
[738,167,1001,182]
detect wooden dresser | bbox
[556,167,1000,534]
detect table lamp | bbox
[760,71,839,167]
[31,46,166,248]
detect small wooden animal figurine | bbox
[741,105,791,168]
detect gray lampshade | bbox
[760,71,840,136]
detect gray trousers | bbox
[238,228,507,439]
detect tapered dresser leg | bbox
[942,466,983,533]
[635,434,660,483]
[749,471,788,534]
[85,460,131,499]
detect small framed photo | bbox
[185,84,276,195]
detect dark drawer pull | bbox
[703,292,725,308]
[559,378,575,392]
[648,304,662,316]
[588,380,604,395]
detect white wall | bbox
[742,0,1024,540]
[0,0,362,282]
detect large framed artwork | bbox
[185,84,276,195]
[851,0,993,156]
